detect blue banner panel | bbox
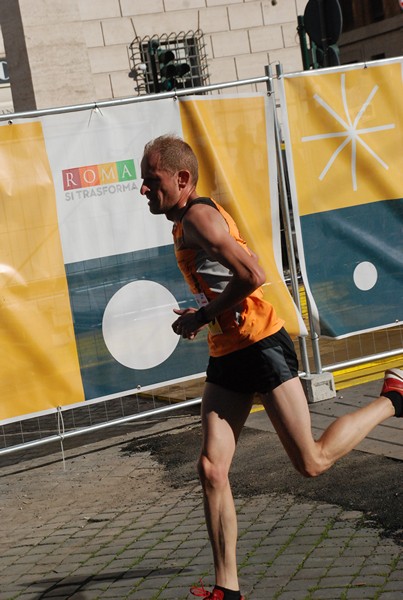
[300,198,403,337]
[66,245,208,400]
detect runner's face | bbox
[140,153,179,215]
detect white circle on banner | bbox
[102,280,180,370]
[353,261,378,291]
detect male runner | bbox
[140,134,403,600]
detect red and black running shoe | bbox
[381,368,403,398]
[190,581,244,600]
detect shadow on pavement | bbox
[123,424,403,545]
[29,567,194,599]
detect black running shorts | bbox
[206,327,299,394]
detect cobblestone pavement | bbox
[1,406,402,600]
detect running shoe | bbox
[381,368,403,397]
[190,581,244,599]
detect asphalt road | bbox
[125,415,403,546]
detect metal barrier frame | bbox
[0,66,401,457]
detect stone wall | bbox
[0,0,305,110]
[82,0,304,100]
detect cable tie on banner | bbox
[93,102,103,116]
[56,406,66,472]
[87,103,103,127]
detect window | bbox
[129,30,210,95]
[371,52,386,60]
[370,0,384,21]
[339,0,354,31]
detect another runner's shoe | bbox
[381,368,403,397]
[190,581,244,599]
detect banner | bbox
[0,122,83,420]
[0,93,302,423]
[41,101,209,408]
[280,58,403,337]
[179,94,306,338]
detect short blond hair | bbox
[143,134,198,184]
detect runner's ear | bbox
[177,169,190,189]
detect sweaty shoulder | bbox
[182,198,229,243]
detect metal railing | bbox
[1,65,401,458]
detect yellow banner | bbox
[0,122,84,421]
[179,95,305,336]
[281,60,403,338]
[284,62,403,215]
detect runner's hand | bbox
[172,308,205,340]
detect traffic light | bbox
[299,0,343,69]
[313,41,340,68]
[157,48,190,91]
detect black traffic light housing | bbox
[157,48,191,91]
[298,0,343,70]
[148,41,191,92]
[314,43,340,68]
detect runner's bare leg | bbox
[262,376,395,477]
[198,382,253,591]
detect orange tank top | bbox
[173,197,284,357]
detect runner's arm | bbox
[172,204,266,338]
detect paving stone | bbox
[2,407,402,600]
[311,588,353,599]
[343,587,383,598]
[378,593,403,599]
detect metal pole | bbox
[148,40,160,93]
[276,64,322,375]
[268,64,310,375]
[0,75,271,122]
[322,348,403,373]
[274,65,323,374]
[317,0,329,67]
[0,397,202,456]
[305,293,323,373]
[297,16,311,70]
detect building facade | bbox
[339,0,403,63]
[0,0,306,114]
[0,0,402,115]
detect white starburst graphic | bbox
[301,73,395,191]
